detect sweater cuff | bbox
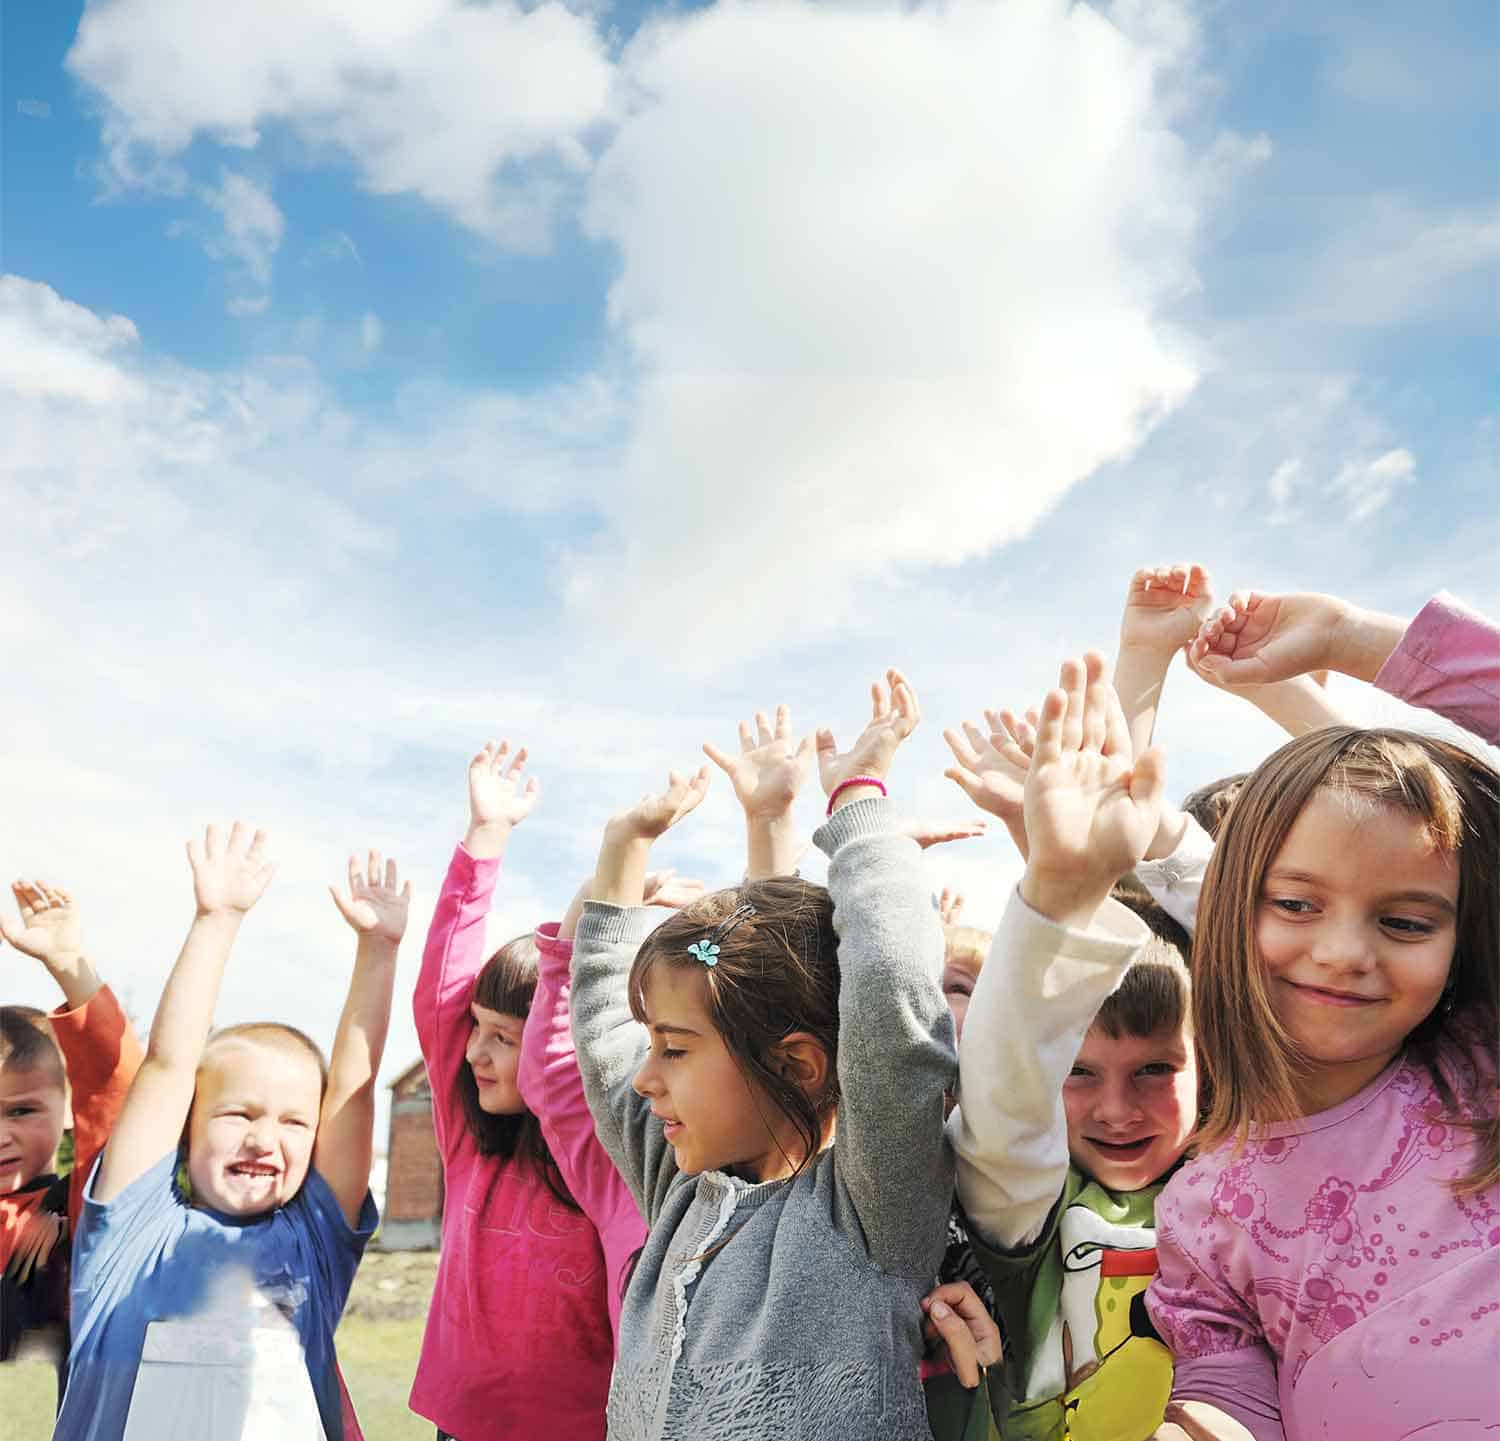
[812,794,899,856]
[1133,815,1214,889]
[577,901,660,948]
[534,920,572,963]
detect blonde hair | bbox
[942,925,991,974]
[1194,727,1499,1194]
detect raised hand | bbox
[1021,654,1166,926]
[935,886,965,927]
[703,704,815,821]
[817,669,920,805]
[642,869,709,910]
[187,823,275,918]
[1,880,82,967]
[469,740,540,830]
[330,851,411,945]
[595,768,711,907]
[1187,590,1341,686]
[943,712,1033,858]
[1119,564,1214,656]
[898,818,989,851]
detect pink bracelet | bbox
[826,775,888,816]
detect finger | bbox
[794,734,817,769]
[507,745,529,779]
[961,720,990,757]
[925,1299,980,1388]
[738,718,755,753]
[943,726,982,770]
[329,886,361,928]
[702,740,736,776]
[926,1281,1003,1366]
[1101,676,1133,757]
[368,850,382,887]
[227,820,248,856]
[1080,651,1111,753]
[983,708,1012,741]
[870,679,888,720]
[246,828,269,867]
[0,914,20,948]
[944,767,984,806]
[1032,687,1068,764]
[385,857,398,891]
[1058,657,1086,752]
[523,775,541,802]
[754,710,773,747]
[203,824,221,861]
[490,739,511,774]
[816,727,838,765]
[891,671,920,731]
[774,704,790,741]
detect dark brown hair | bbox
[1095,880,1193,1042]
[1194,727,1498,1194]
[628,877,842,1183]
[1182,772,1249,839]
[459,934,577,1212]
[0,1006,64,1088]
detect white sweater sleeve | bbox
[947,889,1149,1250]
[1132,815,1215,936]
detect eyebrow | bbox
[651,1023,701,1038]
[1265,869,1457,914]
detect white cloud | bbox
[1333,446,1415,522]
[66,0,613,250]
[199,170,284,314]
[571,0,1206,655]
[1267,457,1301,524]
[0,275,142,405]
[358,311,383,359]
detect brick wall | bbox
[381,1061,443,1249]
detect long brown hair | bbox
[628,876,841,1184]
[1194,726,1499,1194]
[459,934,578,1212]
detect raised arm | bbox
[1191,588,1497,744]
[414,740,537,1159]
[813,669,956,1280]
[949,654,1163,1246]
[571,768,709,1220]
[320,852,409,1227]
[2,881,145,1226]
[94,823,274,1204]
[1115,563,1216,760]
[704,703,815,880]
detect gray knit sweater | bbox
[571,797,957,1441]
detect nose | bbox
[1093,1078,1143,1131]
[632,1053,662,1100]
[465,1030,485,1069]
[242,1122,275,1155]
[1310,914,1377,975]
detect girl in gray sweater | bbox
[570,671,958,1440]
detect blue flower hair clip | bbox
[686,902,757,967]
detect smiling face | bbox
[1063,1020,1197,1193]
[0,1063,67,1195]
[186,1038,324,1216]
[631,963,808,1182]
[465,1004,526,1115]
[1256,789,1459,1112]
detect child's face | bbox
[0,1064,67,1195]
[186,1039,323,1216]
[941,949,984,1043]
[1063,1021,1196,1194]
[1256,790,1458,1112]
[465,1004,526,1115]
[632,963,804,1183]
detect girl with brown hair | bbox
[1147,726,1499,1441]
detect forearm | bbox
[145,911,243,1071]
[463,818,515,862]
[1243,673,1345,736]
[38,950,104,1011]
[591,825,651,906]
[1327,599,1406,682]
[745,814,799,881]
[326,938,399,1107]
[1115,643,1174,758]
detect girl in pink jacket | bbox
[410,741,613,1441]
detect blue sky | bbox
[2,0,1496,1131]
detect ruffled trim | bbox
[669,1182,741,1366]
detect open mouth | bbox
[1086,1136,1155,1159]
[227,1162,279,1180]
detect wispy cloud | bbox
[1333,446,1415,522]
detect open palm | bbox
[0,881,81,964]
[469,740,540,829]
[704,705,814,820]
[330,852,411,943]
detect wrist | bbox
[1116,638,1175,672]
[1018,865,1112,929]
[355,933,401,963]
[191,908,247,932]
[1330,599,1403,683]
[826,777,887,815]
[464,818,514,859]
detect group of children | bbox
[1,567,1495,1441]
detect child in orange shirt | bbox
[1,879,142,1388]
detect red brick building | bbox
[381,1059,443,1250]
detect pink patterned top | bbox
[1147,1043,1499,1440]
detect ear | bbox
[772,1031,831,1102]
